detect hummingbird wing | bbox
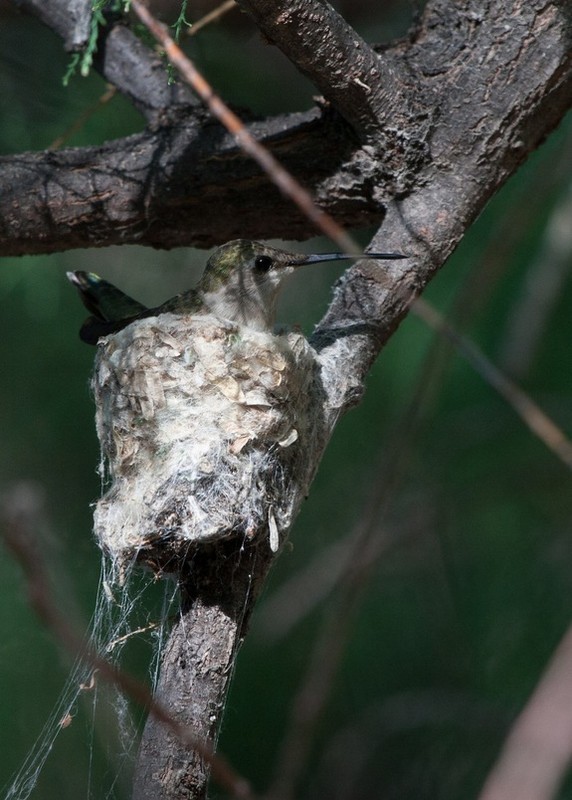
[67,271,150,346]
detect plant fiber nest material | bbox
[92,314,321,576]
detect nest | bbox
[92,314,321,575]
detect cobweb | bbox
[3,555,179,800]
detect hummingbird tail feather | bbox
[67,270,148,323]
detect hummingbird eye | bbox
[254,255,273,273]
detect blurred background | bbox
[1,1,572,798]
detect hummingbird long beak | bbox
[289,251,408,266]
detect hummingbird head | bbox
[198,239,406,331]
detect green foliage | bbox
[61,0,192,87]
[171,0,192,42]
[63,0,131,85]
[166,0,192,84]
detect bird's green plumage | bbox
[199,240,256,293]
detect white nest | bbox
[92,314,320,574]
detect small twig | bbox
[187,0,237,36]
[48,85,117,150]
[0,484,253,800]
[268,593,358,800]
[413,297,572,470]
[256,537,355,641]
[267,480,427,796]
[499,176,572,378]
[478,622,572,800]
[129,0,358,255]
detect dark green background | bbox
[1,2,572,798]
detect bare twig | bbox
[499,177,572,378]
[234,0,406,136]
[478,622,572,800]
[49,85,117,150]
[267,444,431,797]
[413,297,572,470]
[0,484,253,800]
[187,0,237,35]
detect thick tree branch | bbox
[132,540,268,800]
[0,109,391,255]
[313,0,572,411]
[93,22,196,123]
[3,2,568,261]
[235,0,410,139]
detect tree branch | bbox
[0,109,391,255]
[235,0,410,138]
[13,0,92,51]
[14,0,195,122]
[3,1,569,262]
[132,541,268,800]
[6,2,572,799]
[92,22,196,123]
[313,0,572,409]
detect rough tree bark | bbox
[5,1,572,798]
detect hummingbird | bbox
[67,239,406,345]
